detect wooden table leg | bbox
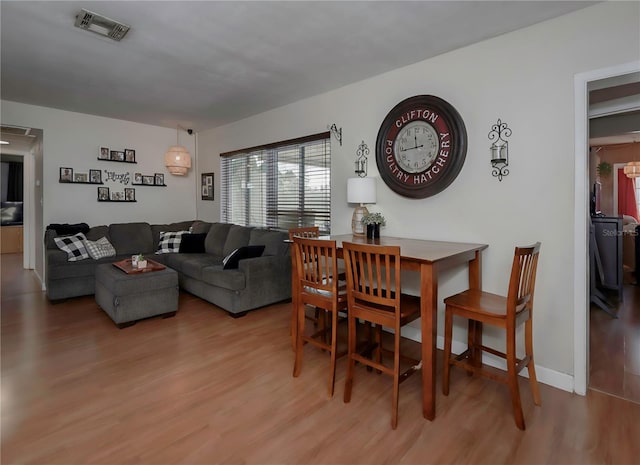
[421,262,438,421]
[468,251,483,368]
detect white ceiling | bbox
[1,1,598,133]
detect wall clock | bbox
[375,95,467,199]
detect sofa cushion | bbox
[204,223,233,256]
[109,223,153,255]
[83,237,116,260]
[249,229,289,256]
[157,231,188,254]
[222,225,254,256]
[165,254,223,280]
[54,233,90,261]
[190,220,213,235]
[201,266,246,291]
[179,233,207,253]
[222,245,265,270]
[86,225,110,242]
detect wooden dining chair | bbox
[341,241,421,429]
[442,242,542,430]
[288,227,322,350]
[292,236,348,397]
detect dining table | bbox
[292,233,488,421]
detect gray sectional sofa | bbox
[44,220,291,317]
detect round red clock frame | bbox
[375,95,467,199]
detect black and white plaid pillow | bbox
[156,230,188,254]
[84,236,116,260]
[53,233,90,262]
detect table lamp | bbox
[347,177,376,236]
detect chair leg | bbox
[293,302,306,378]
[327,309,338,397]
[442,308,453,396]
[375,325,383,374]
[290,303,297,351]
[468,320,483,374]
[506,329,525,430]
[525,319,541,406]
[344,314,357,403]
[391,329,401,430]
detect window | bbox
[221,132,331,233]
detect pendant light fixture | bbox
[165,126,192,176]
[623,161,640,178]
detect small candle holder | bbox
[354,141,369,177]
[489,119,511,182]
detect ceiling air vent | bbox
[74,9,130,41]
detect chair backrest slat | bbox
[293,237,339,296]
[507,242,541,317]
[343,241,401,311]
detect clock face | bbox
[393,121,439,173]
[376,95,467,199]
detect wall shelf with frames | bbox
[97,187,136,203]
[59,167,103,184]
[98,148,137,163]
[132,173,166,186]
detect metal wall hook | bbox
[328,123,342,146]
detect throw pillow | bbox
[53,233,90,262]
[179,233,207,253]
[156,230,188,254]
[84,236,117,260]
[222,245,265,270]
[47,223,90,236]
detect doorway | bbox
[576,64,640,403]
[0,125,43,278]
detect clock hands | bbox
[399,137,424,152]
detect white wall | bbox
[1,101,198,281]
[196,2,640,386]
[0,101,197,227]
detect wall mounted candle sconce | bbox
[354,140,369,177]
[489,118,511,181]
[328,123,342,146]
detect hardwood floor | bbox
[2,253,640,464]
[590,283,640,403]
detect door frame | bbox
[573,60,640,395]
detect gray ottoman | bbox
[95,263,179,328]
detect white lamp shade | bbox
[624,161,640,178]
[164,145,192,176]
[347,177,376,204]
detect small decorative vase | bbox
[137,260,148,269]
[366,224,380,239]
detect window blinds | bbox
[221,132,331,233]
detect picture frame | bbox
[124,149,136,163]
[133,173,142,185]
[110,150,125,162]
[201,172,214,200]
[154,173,164,186]
[99,147,110,160]
[98,187,109,201]
[142,175,154,185]
[74,173,88,183]
[89,169,102,184]
[124,188,135,201]
[59,167,73,182]
[111,191,123,201]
